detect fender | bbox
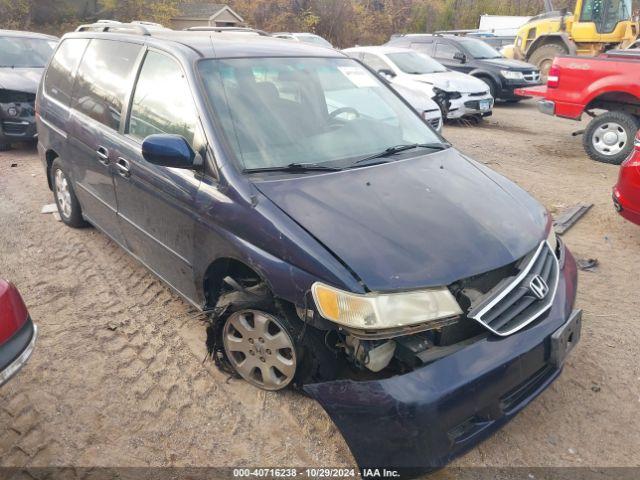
[469,68,503,90]
[525,33,577,58]
[191,177,365,310]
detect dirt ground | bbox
[1,101,639,475]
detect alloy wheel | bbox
[54,169,72,219]
[222,310,297,391]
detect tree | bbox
[97,0,179,25]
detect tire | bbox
[51,158,88,227]
[210,286,336,391]
[478,76,498,100]
[527,43,568,82]
[583,111,639,165]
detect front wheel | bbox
[583,111,639,165]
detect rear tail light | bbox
[0,281,29,345]
[547,65,560,88]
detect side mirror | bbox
[377,68,396,78]
[453,52,466,63]
[141,134,199,169]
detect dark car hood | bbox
[254,149,548,292]
[0,68,44,94]
[480,58,537,71]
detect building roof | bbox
[173,3,243,22]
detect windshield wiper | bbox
[350,143,448,167]
[243,162,343,174]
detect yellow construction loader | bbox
[504,0,638,78]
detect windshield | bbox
[458,38,502,59]
[296,34,333,48]
[199,57,442,171]
[581,0,632,33]
[386,51,447,74]
[0,36,56,68]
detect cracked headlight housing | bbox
[312,282,462,330]
[546,224,558,254]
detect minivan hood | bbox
[254,149,548,292]
[480,58,537,71]
[0,68,43,94]
[409,70,488,93]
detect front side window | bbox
[457,39,502,59]
[44,38,88,106]
[0,36,56,68]
[434,42,461,60]
[362,53,391,72]
[72,39,142,130]
[411,42,435,56]
[386,51,447,74]
[199,57,442,171]
[128,51,198,145]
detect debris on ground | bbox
[10,163,17,167]
[106,322,119,331]
[553,203,593,234]
[576,258,599,272]
[52,212,61,222]
[41,204,57,214]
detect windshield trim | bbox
[195,55,448,176]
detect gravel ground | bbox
[0,101,639,475]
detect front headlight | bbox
[312,282,462,330]
[500,70,524,80]
[546,226,558,254]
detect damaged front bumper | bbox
[305,248,579,475]
[0,100,37,145]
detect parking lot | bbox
[1,101,639,473]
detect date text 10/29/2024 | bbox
[232,468,400,478]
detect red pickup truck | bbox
[516,50,640,165]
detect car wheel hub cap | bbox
[593,122,627,156]
[54,169,72,218]
[222,310,296,391]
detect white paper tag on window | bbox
[338,66,379,88]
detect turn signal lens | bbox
[312,283,462,331]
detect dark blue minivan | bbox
[36,23,582,474]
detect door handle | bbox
[115,157,131,178]
[96,146,109,165]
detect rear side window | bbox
[44,39,89,106]
[128,51,198,145]
[73,39,142,130]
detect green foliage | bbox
[0,0,633,47]
[0,0,32,29]
[98,0,179,24]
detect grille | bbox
[2,120,29,135]
[468,241,559,336]
[523,71,541,83]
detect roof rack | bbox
[184,26,270,36]
[75,20,152,36]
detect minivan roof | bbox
[65,29,341,59]
[0,29,58,40]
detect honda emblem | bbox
[529,275,549,300]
